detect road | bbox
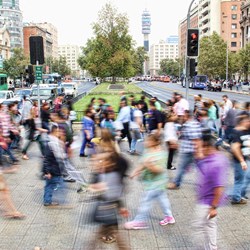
[136,81,249,108]
[76,81,96,95]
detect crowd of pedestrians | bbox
[0,90,249,249]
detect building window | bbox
[231,5,237,11]
[231,33,237,38]
[12,0,15,7]
[0,0,2,6]
[231,42,237,47]
[232,14,237,20]
[232,24,237,29]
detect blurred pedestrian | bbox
[193,129,228,249]
[230,112,250,204]
[125,134,175,229]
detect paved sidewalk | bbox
[0,135,249,250]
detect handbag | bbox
[93,200,118,225]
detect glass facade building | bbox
[0,0,23,48]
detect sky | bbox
[20,0,198,48]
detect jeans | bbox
[193,204,218,250]
[134,189,173,222]
[22,135,45,156]
[130,128,142,152]
[232,160,245,202]
[43,176,63,204]
[174,152,194,187]
[241,160,250,198]
[79,133,93,155]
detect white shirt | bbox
[164,122,178,142]
[130,109,143,129]
[176,98,189,116]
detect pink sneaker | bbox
[159,216,175,226]
[124,221,148,230]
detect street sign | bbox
[35,65,43,81]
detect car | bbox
[62,82,78,98]
[30,87,58,107]
[14,89,32,98]
[207,81,222,92]
[241,82,250,93]
[0,90,15,103]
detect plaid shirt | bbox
[179,119,202,153]
[0,110,17,137]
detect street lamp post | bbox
[223,15,229,86]
[185,0,196,100]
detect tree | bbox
[3,48,29,79]
[131,46,148,76]
[159,58,180,77]
[45,56,71,76]
[238,43,250,80]
[78,3,135,83]
[198,32,227,79]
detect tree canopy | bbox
[3,48,29,79]
[45,56,71,77]
[159,58,183,77]
[78,3,144,82]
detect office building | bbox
[149,40,179,76]
[178,5,199,58]
[37,22,58,58]
[58,44,81,77]
[23,24,53,59]
[240,0,250,47]
[0,0,23,49]
[0,25,11,60]
[221,0,243,52]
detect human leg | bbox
[232,161,245,202]
[173,153,193,187]
[241,160,250,199]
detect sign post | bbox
[35,65,43,114]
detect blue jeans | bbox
[79,133,93,155]
[43,176,63,204]
[130,128,142,151]
[174,152,194,187]
[232,160,245,202]
[241,160,250,198]
[134,189,173,222]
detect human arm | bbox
[208,186,224,219]
[231,142,248,170]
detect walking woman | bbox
[22,108,48,160]
[125,134,175,229]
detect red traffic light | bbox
[191,33,197,40]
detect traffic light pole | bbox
[185,0,196,101]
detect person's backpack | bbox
[130,107,134,122]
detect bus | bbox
[42,73,62,85]
[189,75,207,89]
[0,73,8,90]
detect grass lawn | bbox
[73,82,144,120]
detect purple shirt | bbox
[196,152,228,206]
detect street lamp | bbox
[223,15,229,85]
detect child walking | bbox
[125,134,175,229]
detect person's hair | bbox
[146,133,161,147]
[131,100,137,107]
[121,100,127,106]
[244,102,250,110]
[149,100,156,107]
[129,94,134,98]
[91,97,96,103]
[23,95,26,101]
[202,129,214,147]
[222,95,228,98]
[141,95,146,101]
[99,128,117,153]
[198,94,202,98]
[236,112,250,125]
[232,100,238,107]
[8,103,15,109]
[51,124,59,134]
[85,108,92,116]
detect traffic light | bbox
[187,29,199,57]
[190,58,198,77]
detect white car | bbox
[0,90,15,104]
[62,82,78,97]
